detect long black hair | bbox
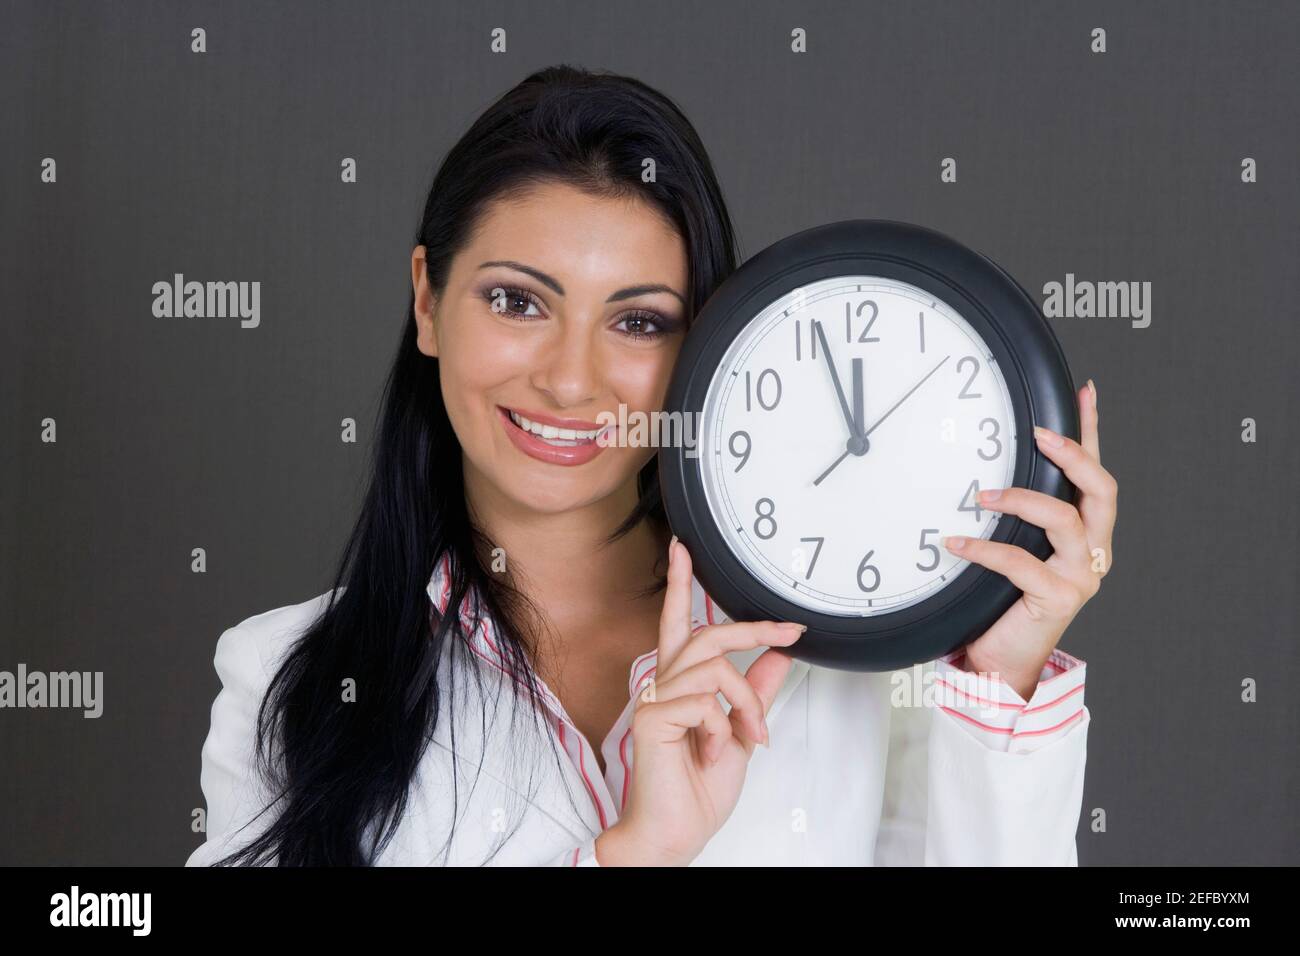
[212,65,740,865]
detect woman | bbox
[186,64,1117,867]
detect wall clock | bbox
[659,220,1079,671]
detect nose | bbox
[529,317,603,409]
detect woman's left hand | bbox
[942,378,1117,700]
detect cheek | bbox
[613,348,679,412]
[443,319,531,396]
[436,322,530,446]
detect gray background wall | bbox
[1,0,1296,865]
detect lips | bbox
[502,406,612,443]
[496,405,614,467]
[501,405,608,432]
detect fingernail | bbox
[1033,425,1064,448]
[761,717,770,746]
[943,535,966,552]
[779,622,807,634]
[669,533,678,561]
[1087,378,1097,409]
[978,488,1002,502]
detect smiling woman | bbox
[187,63,1107,868]
[409,180,691,489]
[187,63,744,866]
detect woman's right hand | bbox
[596,535,805,866]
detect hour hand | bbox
[851,356,864,438]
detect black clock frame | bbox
[659,219,1079,672]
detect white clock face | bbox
[698,275,1018,617]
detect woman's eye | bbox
[616,312,667,340]
[484,286,543,319]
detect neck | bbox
[461,460,670,627]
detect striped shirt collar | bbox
[424,549,556,704]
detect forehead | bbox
[462,181,688,290]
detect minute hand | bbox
[813,319,862,439]
[861,355,951,437]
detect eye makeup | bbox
[477,282,685,341]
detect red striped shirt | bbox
[425,550,1086,864]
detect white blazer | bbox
[186,554,1089,866]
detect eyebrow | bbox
[477,260,687,306]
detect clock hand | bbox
[860,354,951,437]
[812,357,866,487]
[810,354,950,487]
[851,356,864,437]
[813,320,863,442]
[812,447,851,486]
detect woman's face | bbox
[412,181,690,516]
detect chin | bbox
[505,481,610,515]
[468,441,645,516]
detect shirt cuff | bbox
[931,647,1086,754]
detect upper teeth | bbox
[509,409,606,441]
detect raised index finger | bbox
[1079,379,1100,463]
[657,535,695,670]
